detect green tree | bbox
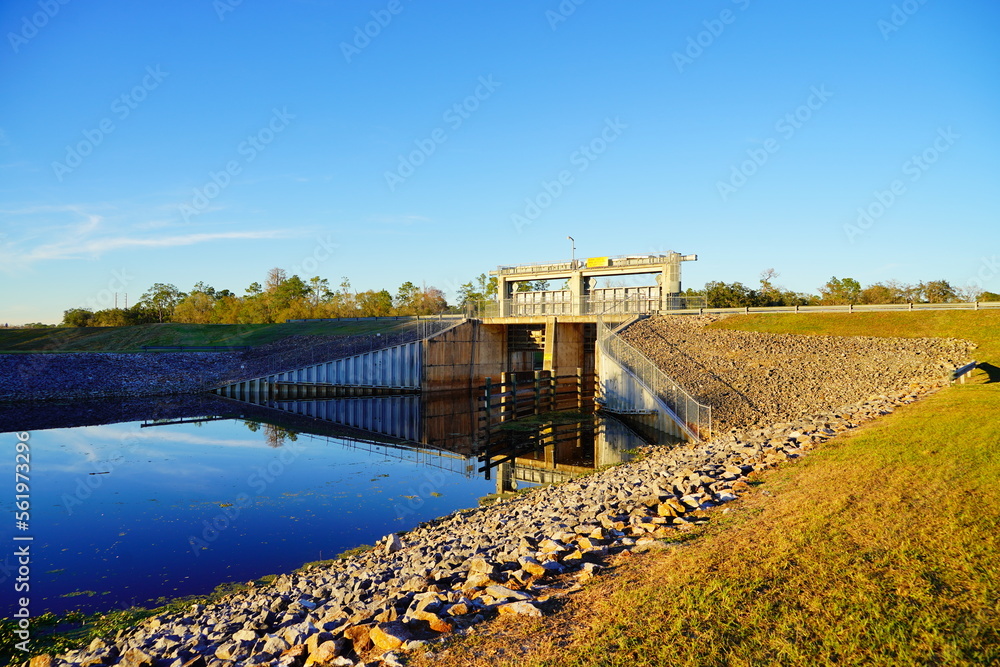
[307,276,331,308]
[90,308,131,326]
[859,281,909,305]
[818,277,861,305]
[62,308,94,327]
[979,291,1000,302]
[704,281,759,308]
[272,275,309,311]
[357,289,393,316]
[394,281,420,314]
[919,279,958,303]
[477,273,498,299]
[139,283,185,323]
[456,282,480,307]
[191,281,217,299]
[173,292,218,323]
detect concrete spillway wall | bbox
[596,347,687,441]
[269,341,422,388]
[216,339,423,401]
[215,320,505,399]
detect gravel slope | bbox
[619,315,976,433]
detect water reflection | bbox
[0,391,659,617]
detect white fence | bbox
[596,316,711,442]
[660,301,1000,316]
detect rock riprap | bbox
[23,378,956,667]
[0,352,238,402]
[0,322,457,403]
[619,315,975,433]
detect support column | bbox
[496,462,515,494]
[553,322,584,377]
[661,252,681,311]
[542,317,557,372]
[498,276,514,317]
[567,271,585,315]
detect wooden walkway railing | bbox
[478,369,594,427]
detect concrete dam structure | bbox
[215,252,710,444]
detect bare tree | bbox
[265,267,287,293]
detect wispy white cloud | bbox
[30,229,291,261]
[0,203,301,272]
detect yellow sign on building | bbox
[586,256,609,268]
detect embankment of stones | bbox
[24,381,948,667]
[620,315,975,433]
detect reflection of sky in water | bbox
[0,419,497,617]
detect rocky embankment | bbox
[0,323,456,403]
[25,380,953,667]
[620,316,975,433]
[0,353,240,402]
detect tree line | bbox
[57,267,999,327]
[62,268,454,327]
[697,270,999,308]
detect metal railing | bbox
[951,360,978,384]
[596,315,711,441]
[467,298,1000,319]
[657,301,1000,315]
[468,295,707,318]
[493,253,681,276]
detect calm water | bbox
[1,393,649,617]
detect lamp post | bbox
[567,235,575,267]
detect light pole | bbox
[567,236,575,267]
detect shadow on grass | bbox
[976,362,1000,383]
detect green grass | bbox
[419,311,1000,667]
[530,387,1000,666]
[0,319,427,353]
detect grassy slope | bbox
[422,311,1000,666]
[0,320,425,353]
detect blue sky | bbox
[1,0,997,324]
